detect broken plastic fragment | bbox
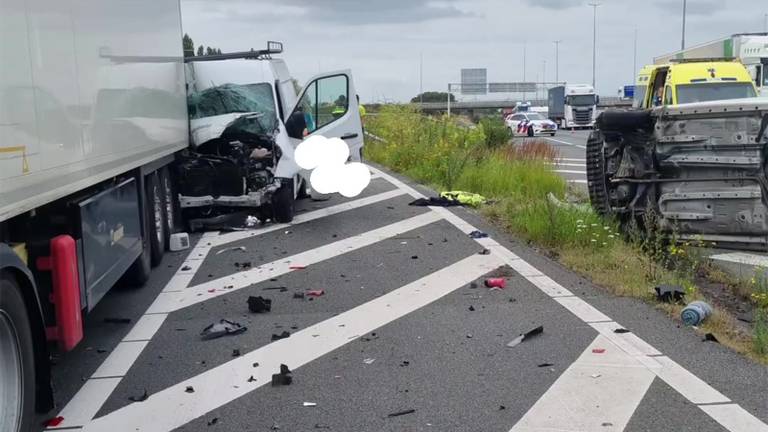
[506,325,544,348]
[703,333,719,343]
[289,265,306,270]
[363,358,376,364]
[468,305,475,311]
[591,373,602,379]
[263,286,288,292]
[400,360,410,367]
[306,289,325,297]
[537,362,554,367]
[613,328,630,334]
[303,402,317,407]
[248,375,257,382]
[655,284,685,303]
[271,364,293,386]
[207,417,218,426]
[469,230,488,239]
[185,386,195,393]
[271,331,291,341]
[485,278,506,289]
[45,416,65,427]
[592,348,606,354]
[216,246,247,255]
[232,349,241,357]
[247,296,272,313]
[181,265,192,271]
[128,388,149,402]
[387,408,416,418]
[479,249,491,255]
[103,317,131,324]
[293,292,305,299]
[200,319,247,340]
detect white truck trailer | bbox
[547,84,599,129]
[654,33,768,97]
[0,2,363,430]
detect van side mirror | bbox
[285,110,306,139]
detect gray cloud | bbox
[521,0,584,9]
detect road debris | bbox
[128,388,149,402]
[387,408,416,418]
[169,232,191,251]
[469,230,488,239]
[485,278,506,289]
[703,333,720,343]
[655,284,685,303]
[103,317,131,324]
[400,360,410,367]
[263,286,288,292]
[232,349,241,357]
[592,348,606,354]
[181,265,192,271]
[248,375,257,382]
[499,405,506,410]
[234,261,252,269]
[303,402,317,407]
[45,417,65,427]
[591,373,602,379]
[245,215,259,227]
[411,255,419,259]
[466,333,473,338]
[408,196,461,207]
[314,423,331,429]
[479,248,491,255]
[247,296,272,313]
[200,319,247,340]
[613,328,630,334]
[185,386,195,393]
[506,326,544,348]
[216,246,247,255]
[293,292,305,299]
[306,289,325,297]
[537,362,554,367]
[289,265,306,270]
[681,301,713,326]
[207,417,218,426]
[272,331,291,341]
[363,358,376,364]
[271,364,293,386]
[468,305,476,311]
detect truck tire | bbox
[159,167,176,249]
[297,177,310,199]
[0,273,36,432]
[586,129,613,217]
[147,171,166,267]
[272,180,295,223]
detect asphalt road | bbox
[522,129,591,188]
[42,165,768,432]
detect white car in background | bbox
[505,112,558,137]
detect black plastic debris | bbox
[293,292,305,299]
[411,255,419,260]
[655,284,685,303]
[314,424,331,429]
[232,349,241,357]
[479,249,491,255]
[469,230,488,239]
[613,328,631,334]
[263,286,288,292]
[185,386,195,393]
[247,296,272,313]
[253,362,259,367]
[104,317,131,324]
[271,364,293,386]
[387,408,416,418]
[207,417,218,426]
[200,319,247,340]
[234,261,252,270]
[537,362,554,367]
[468,305,476,312]
[248,375,257,382]
[703,333,720,343]
[271,331,291,341]
[128,389,148,402]
[507,325,544,348]
[408,196,460,207]
[399,360,410,367]
[181,265,192,271]
[499,405,506,410]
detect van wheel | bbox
[0,274,36,432]
[586,129,612,216]
[147,172,166,267]
[272,180,295,223]
[159,167,176,249]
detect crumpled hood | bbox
[189,112,265,147]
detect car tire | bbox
[550,132,557,136]
[272,179,295,223]
[527,127,534,137]
[296,177,310,199]
[146,172,166,267]
[159,167,176,250]
[0,273,36,432]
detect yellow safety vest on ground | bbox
[440,191,486,207]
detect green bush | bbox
[477,117,511,149]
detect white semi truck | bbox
[547,84,599,129]
[654,33,768,97]
[0,2,363,430]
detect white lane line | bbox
[369,166,767,432]
[708,251,768,269]
[556,158,586,162]
[700,404,768,432]
[91,341,149,378]
[525,274,574,297]
[146,212,441,314]
[553,169,587,175]
[589,321,662,357]
[47,190,405,430]
[209,189,406,247]
[82,253,504,432]
[548,162,587,168]
[510,335,656,432]
[554,296,612,323]
[547,136,587,149]
[568,179,588,184]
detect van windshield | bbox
[633,86,647,109]
[676,82,757,104]
[566,94,596,106]
[187,83,277,131]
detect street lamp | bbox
[681,0,687,50]
[553,40,561,83]
[588,3,600,89]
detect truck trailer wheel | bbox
[147,172,166,267]
[0,274,36,432]
[586,129,612,216]
[272,180,295,223]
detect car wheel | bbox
[272,179,295,223]
[550,132,557,136]
[297,177,310,199]
[159,167,176,250]
[527,127,534,137]
[0,273,36,432]
[146,172,166,267]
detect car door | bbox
[287,70,364,162]
[508,114,523,134]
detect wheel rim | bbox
[153,181,164,245]
[0,311,23,432]
[163,176,174,234]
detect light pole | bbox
[589,2,600,89]
[523,40,527,102]
[681,0,687,50]
[764,13,767,32]
[633,28,637,83]
[419,52,423,105]
[553,40,561,83]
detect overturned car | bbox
[178,44,364,230]
[587,99,768,250]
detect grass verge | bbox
[367,105,768,364]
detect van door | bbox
[287,70,364,162]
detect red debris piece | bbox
[207,289,216,293]
[46,416,65,427]
[289,265,306,270]
[306,290,325,297]
[484,278,506,289]
[592,348,606,354]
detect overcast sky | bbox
[181,0,767,102]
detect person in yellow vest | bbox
[357,94,366,125]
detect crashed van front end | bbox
[587,99,768,250]
[178,81,297,229]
